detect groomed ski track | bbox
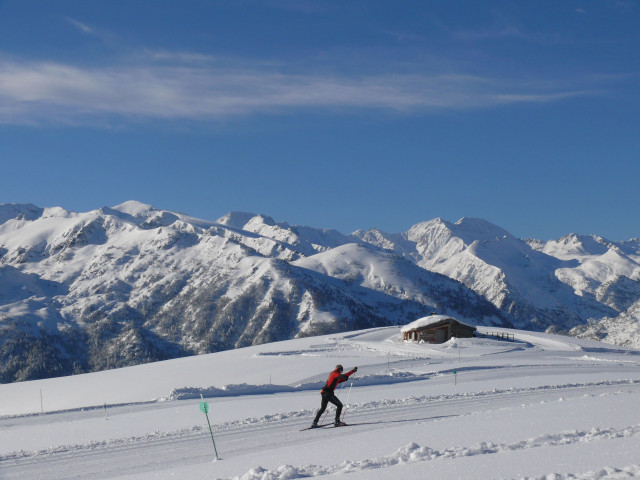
[3,364,640,480]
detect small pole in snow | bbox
[453,370,457,386]
[40,389,43,414]
[387,353,390,371]
[199,394,220,460]
[104,402,108,420]
[341,374,356,423]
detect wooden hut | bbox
[401,315,476,344]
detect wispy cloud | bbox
[64,17,96,35]
[448,15,563,46]
[141,50,219,65]
[452,24,528,42]
[0,55,600,127]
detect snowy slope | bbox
[292,243,503,326]
[0,202,502,383]
[537,234,640,304]
[355,218,634,330]
[1,201,639,383]
[217,212,353,256]
[1,326,640,479]
[570,299,640,349]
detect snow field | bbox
[2,327,640,479]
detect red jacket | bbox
[321,368,355,393]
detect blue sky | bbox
[1,1,638,241]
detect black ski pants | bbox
[314,391,342,424]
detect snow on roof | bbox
[400,315,473,333]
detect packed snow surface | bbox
[2,326,640,479]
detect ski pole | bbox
[341,373,356,423]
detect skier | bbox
[311,364,357,427]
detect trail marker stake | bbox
[199,394,220,460]
[453,369,457,386]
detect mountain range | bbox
[1,200,639,383]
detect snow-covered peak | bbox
[216,212,259,230]
[352,228,407,252]
[293,243,385,278]
[542,233,611,258]
[41,206,74,219]
[111,200,157,218]
[452,217,512,243]
[104,201,190,229]
[406,217,450,243]
[620,238,640,256]
[244,214,278,230]
[216,213,354,256]
[0,203,44,224]
[406,217,511,248]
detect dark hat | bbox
[335,364,343,372]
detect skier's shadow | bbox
[381,414,456,424]
[350,415,456,427]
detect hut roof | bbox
[400,315,474,333]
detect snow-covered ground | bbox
[2,326,640,479]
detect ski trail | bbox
[4,379,637,463]
[2,380,639,479]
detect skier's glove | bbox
[353,366,358,372]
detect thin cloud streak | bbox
[64,17,95,35]
[0,57,596,126]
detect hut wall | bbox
[451,324,476,338]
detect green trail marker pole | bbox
[453,370,457,386]
[199,394,220,460]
